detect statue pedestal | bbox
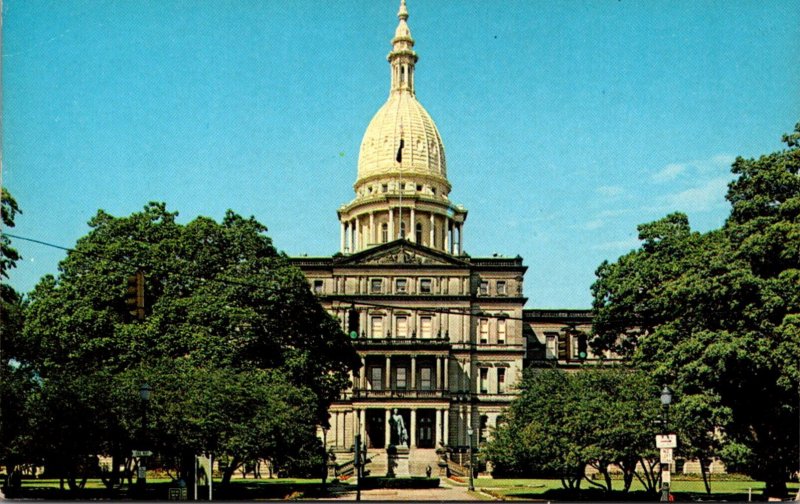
[386,445,410,478]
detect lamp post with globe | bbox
[660,385,673,502]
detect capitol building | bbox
[290,0,597,474]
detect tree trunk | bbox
[764,479,787,499]
[221,454,242,488]
[700,458,711,495]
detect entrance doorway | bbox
[417,410,436,448]
[366,410,385,448]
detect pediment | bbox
[338,240,466,267]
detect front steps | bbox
[362,448,439,477]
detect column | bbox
[340,221,346,253]
[389,208,395,241]
[411,356,416,390]
[385,356,392,391]
[443,409,450,445]
[369,212,375,246]
[410,409,417,448]
[444,217,450,253]
[435,409,442,446]
[429,214,435,248]
[458,223,463,254]
[444,357,449,390]
[436,357,442,390]
[385,409,391,448]
[361,357,366,390]
[410,207,416,242]
[360,408,366,441]
[352,218,358,252]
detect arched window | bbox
[381,223,388,243]
[416,222,423,244]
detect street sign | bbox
[660,448,673,464]
[138,466,147,478]
[655,434,677,448]
[132,450,153,457]
[661,466,671,484]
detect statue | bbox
[389,408,408,447]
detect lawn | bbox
[12,477,339,500]
[476,477,800,502]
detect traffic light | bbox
[126,270,145,320]
[557,335,568,360]
[347,307,360,339]
[577,333,588,360]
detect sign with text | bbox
[660,448,673,463]
[655,434,677,448]
[132,450,153,457]
[661,466,671,483]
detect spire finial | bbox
[398,0,409,21]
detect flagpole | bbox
[397,125,404,240]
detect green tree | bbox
[0,188,36,494]
[485,366,661,494]
[592,123,800,498]
[19,203,359,493]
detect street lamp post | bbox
[138,383,152,497]
[467,426,475,492]
[660,385,673,503]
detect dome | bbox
[356,92,448,189]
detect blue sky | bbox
[3,0,799,308]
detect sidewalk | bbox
[324,480,485,501]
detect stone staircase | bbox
[361,448,439,477]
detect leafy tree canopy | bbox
[16,202,359,488]
[591,123,800,497]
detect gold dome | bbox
[356,93,448,190]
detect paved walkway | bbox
[324,480,485,501]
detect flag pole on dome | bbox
[397,124,405,239]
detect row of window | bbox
[479,367,507,394]
[479,280,508,296]
[479,318,507,344]
[367,366,437,391]
[369,315,435,338]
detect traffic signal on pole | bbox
[557,335,568,360]
[577,333,588,360]
[126,271,145,320]
[347,307,360,339]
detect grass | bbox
[11,477,340,500]
[477,478,800,501]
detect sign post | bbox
[656,435,677,502]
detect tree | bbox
[18,203,359,493]
[592,123,800,498]
[0,188,36,495]
[485,366,661,494]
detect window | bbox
[371,316,384,338]
[479,415,489,443]
[371,279,383,293]
[381,223,388,243]
[420,278,432,294]
[571,335,579,359]
[382,184,388,193]
[395,367,407,389]
[369,367,383,391]
[420,367,433,390]
[479,318,489,344]
[496,281,507,295]
[479,368,488,394]
[395,278,407,293]
[497,318,506,344]
[545,333,557,359]
[396,316,408,338]
[313,280,323,294]
[416,223,423,244]
[479,281,489,295]
[400,221,406,239]
[497,368,506,394]
[416,184,423,191]
[420,316,433,339]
